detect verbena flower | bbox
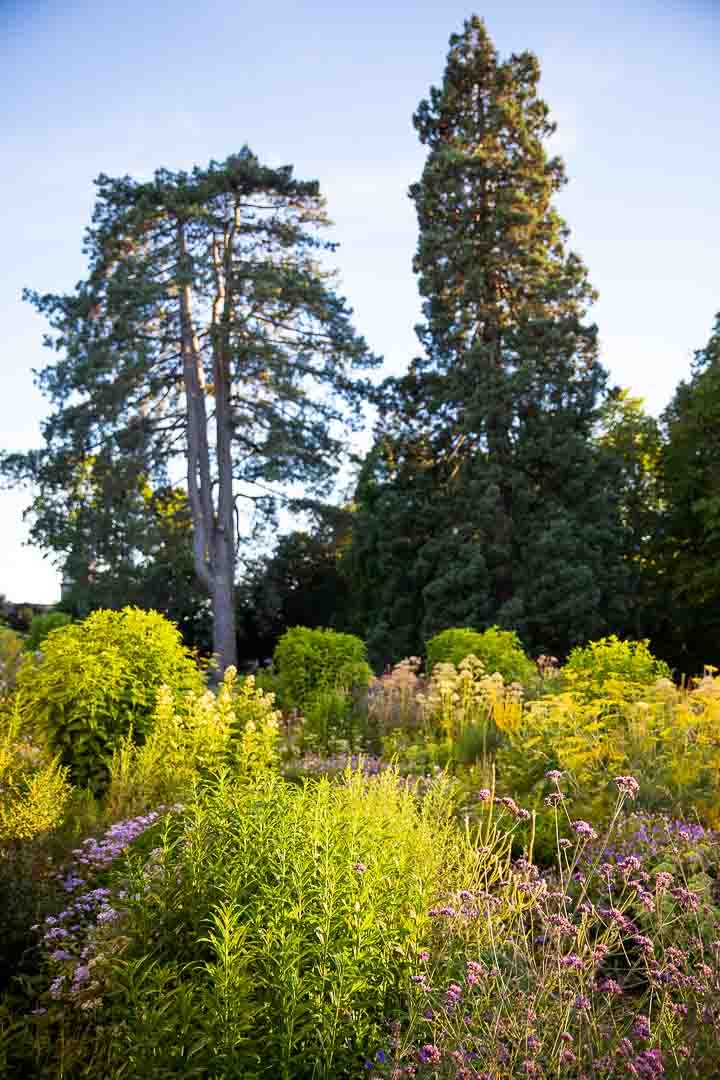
[418,1043,441,1064]
[614,775,640,799]
[571,820,598,841]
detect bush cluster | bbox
[16,607,202,791]
[426,625,536,685]
[2,611,720,1078]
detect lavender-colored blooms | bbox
[33,804,179,1008]
[614,775,640,799]
[96,907,120,924]
[418,1044,441,1064]
[571,820,598,841]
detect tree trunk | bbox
[211,535,237,674]
[209,220,239,675]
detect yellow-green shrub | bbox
[25,611,72,652]
[561,634,671,701]
[497,671,720,828]
[0,701,71,844]
[273,626,372,711]
[0,626,25,697]
[16,607,202,791]
[106,668,280,816]
[426,626,535,685]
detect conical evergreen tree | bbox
[350,17,630,666]
[649,313,720,673]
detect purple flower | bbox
[633,934,654,954]
[545,769,564,781]
[44,927,70,942]
[352,862,367,874]
[544,792,564,807]
[614,775,640,799]
[633,1015,651,1039]
[478,788,492,802]
[571,820,598,841]
[629,1048,664,1078]
[418,1044,441,1064]
[670,886,699,912]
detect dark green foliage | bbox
[272,626,372,711]
[426,625,535,684]
[349,17,631,666]
[16,607,202,791]
[236,508,354,665]
[649,314,720,674]
[57,486,214,656]
[25,611,72,652]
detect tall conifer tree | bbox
[650,314,720,671]
[351,17,629,665]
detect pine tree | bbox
[351,17,629,663]
[2,150,377,671]
[651,314,720,671]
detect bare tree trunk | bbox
[209,222,239,673]
[211,532,237,674]
[178,219,238,674]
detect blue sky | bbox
[1,0,718,603]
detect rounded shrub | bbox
[562,635,672,701]
[16,607,202,791]
[426,625,535,685]
[273,626,372,712]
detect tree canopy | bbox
[3,150,379,670]
[348,16,631,667]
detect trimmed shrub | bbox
[562,634,671,701]
[16,607,202,791]
[426,625,535,685]
[273,626,372,712]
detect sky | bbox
[1,0,718,603]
